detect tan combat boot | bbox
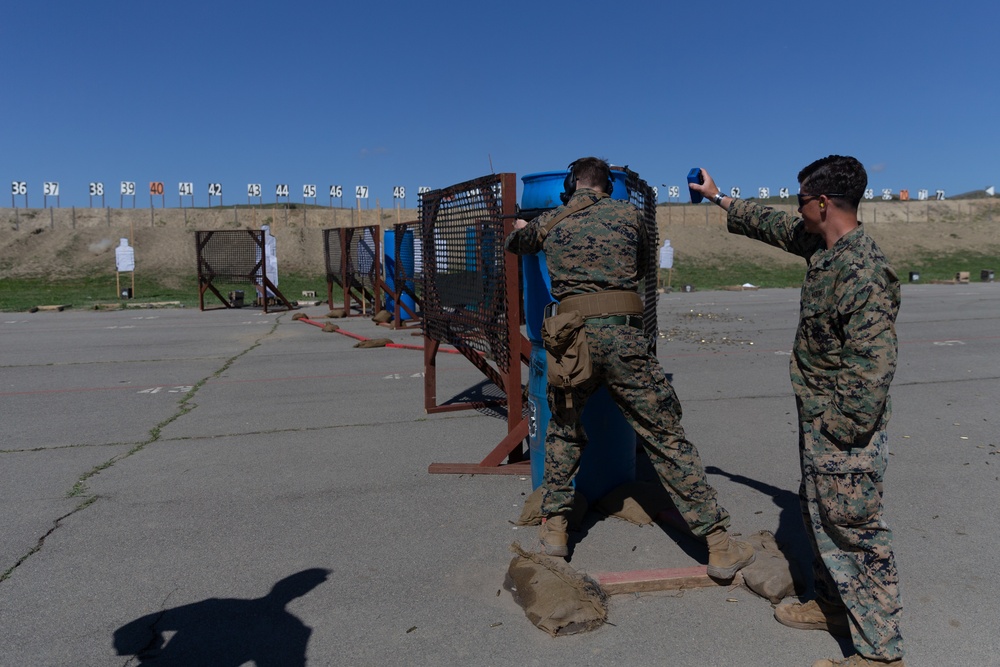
[775,598,851,637]
[539,515,569,557]
[705,528,755,579]
[812,655,905,666]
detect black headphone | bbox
[561,159,615,204]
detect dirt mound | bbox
[2,200,998,280]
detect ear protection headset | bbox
[561,159,615,204]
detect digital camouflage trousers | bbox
[800,416,904,660]
[542,323,729,537]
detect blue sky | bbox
[2,1,996,209]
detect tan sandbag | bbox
[504,542,608,637]
[516,486,588,528]
[593,480,677,526]
[372,309,392,323]
[738,530,805,604]
[326,310,346,318]
[291,312,307,320]
[322,323,340,333]
[354,338,392,349]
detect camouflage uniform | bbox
[727,199,904,661]
[505,188,730,537]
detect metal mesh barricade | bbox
[195,230,292,313]
[382,220,422,327]
[616,166,660,340]
[323,226,382,316]
[420,176,511,369]
[421,173,528,474]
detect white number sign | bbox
[668,185,680,198]
[275,184,289,198]
[303,184,317,198]
[329,185,343,198]
[393,186,405,199]
[417,186,431,194]
[179,182,194,196]
[248,183,261,198]
[89,182,104,196]
[651,186,658,198]
[356,185,369,199]
[730,186,741,198]
[12,181,26,195]
[864,188,875,200]
[917,189,928,201]
[779,187,789,199]
[758,187,769,199]
[207,183,223,196]
[44,182,60,196]
[935,189,946,201]
[121,181,136,196]
[881,188,893,201]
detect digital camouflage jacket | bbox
[727,199,900,447]
[504,188,647,301]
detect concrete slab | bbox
[0,284,997,666]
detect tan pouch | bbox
[541,311,592,406]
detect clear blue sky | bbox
[2,0,996,209]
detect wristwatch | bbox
[712,191,726,205]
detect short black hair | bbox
[798,155,867,210]
[570,157,612,191]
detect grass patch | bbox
[897,249,1000,283]
[662,257,805,290]
[0,272,340,312]
[661,247,1000,291]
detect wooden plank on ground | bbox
[594,566,743,595]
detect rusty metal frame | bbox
[421,173,529,474]
[323,226,382,316]
[376,220,423,329]
[195,230,294,313]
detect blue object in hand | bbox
[687,168,704,203]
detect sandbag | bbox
[504,542,608,636]
[515,486,588,528]
[372,309,392,323]
[738,530,805,604]
[354,338,392,348]
[322,323,340,333]
[593,480,677,526]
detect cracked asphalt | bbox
[1,284,997,666]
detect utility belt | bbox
[543,290,644,329]
[541,291,644,408]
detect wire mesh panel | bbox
[323,226,381,312]
[419,174,512,371]
[387,220,422,322]
[195,230,292,312]
[196,230,263,284]
[617,167,660,341]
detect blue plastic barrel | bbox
[383,229,416,320]
[527,344,636,502]
[520,170,629,210]
[520,169,637,501]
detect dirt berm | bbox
[2,199,998,281]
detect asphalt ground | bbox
[1,283,997,666]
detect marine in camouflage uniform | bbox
[505,158,745,556]
[697,156,904,665]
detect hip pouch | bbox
[542,311,592,408]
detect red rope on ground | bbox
[296,318,463,353]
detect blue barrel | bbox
[520,169,637,501]
[383,229,416,320]
[527,344,636,502]
[520,169,629,210]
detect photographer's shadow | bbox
[113,568,330,666]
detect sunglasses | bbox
[797,193,846,207]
